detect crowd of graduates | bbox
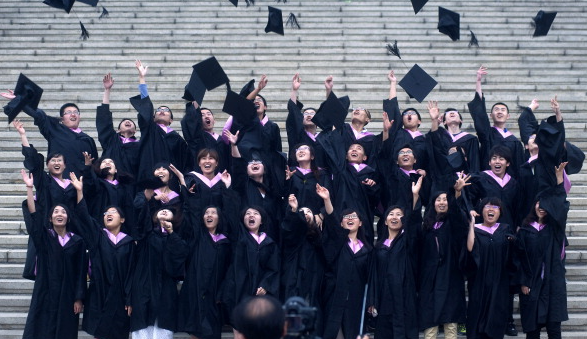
[1,62,583,339]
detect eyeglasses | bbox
[63,110,79,115]
[296,146,310,152]
[156,107,170,113]
[492,107,508,113]
[342,213,359,220]
[402,111,418,116]
[303,111,315,116]
[248,160,263,165]
[398,150,413,156]
[483,205,500,210]
[103,211,119,216]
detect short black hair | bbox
[156,106,174,120]
[117,118,136,130]
[488,145,512,164]
[491,102,509,114]
[46,152,67,165]
[477,197,503,214]
[442,108,463,128]
[401,107,421,121]
[60,103,79,117]
[232,296,285,339]
[200,107,214,115]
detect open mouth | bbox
[53,165,61,171]
[106,216,114,222]
[254,103,261,109]
[251,165,261,171]
[203,164,212,170]
[437,205,447,211]
[248,218,256,226]
[487,211,495,218]
[55,217,64,223]
[204,118,211,124]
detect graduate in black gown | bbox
[286,73,325,168]
[130,170,189,339]
[96,73,141,178]
[130,60,193,183]
[464,197,515,339]
[177,170,234,339]
[467,66,524,180]
[516,163,569,339]
[418,176,470,339]
[367,177,423,339]
[21,170,87,339]
[71,173,136,339]
[321,185,372,339]
[181,100,229,172]
[184,149,225,214]
[281,186,329,335]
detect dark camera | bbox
[283,297,319,339]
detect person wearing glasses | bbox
[131,60,193,183]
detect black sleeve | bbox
[95,104,118,152]
[74,198,102,249]
[285,99,305,151]
[164,231,189,280]
[517,106,539,145]
[467,92,491,160]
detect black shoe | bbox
[505,322,518,336]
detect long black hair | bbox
[292,142,321,181]
[93,156,135,185]
[423,191,449,231]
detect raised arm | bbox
[22,169,35,213]
[136,60,148,86]
[475,65,487,98]
[387,70,397,99]
[551,95,562,122]
[290,73,301,104]
[427,100,440,132]
[13,120,30,147]
[467,213,475,252]
[324,75,333,99]
[246,75,268,101]
[316,183,333,215]
[102,73,113,104]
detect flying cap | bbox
[182,68,206,105]
[191,57,230,91]
[410,0,428,14]
[239,79,256,97]
[228,0,238,6]
[43,0,75,13]
[398,64,438,103]
[533,10,557,37]
[311,91,348,131]
[4,74,44,123]
[222,90,257,125]
[265,6,284,35]
[438,7,460,41]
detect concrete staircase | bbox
[1,0,586,337]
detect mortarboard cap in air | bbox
[228,0,238,6]
[239,79,256,97]
[192,57,230,91]
[265,6,284,36]
[398,64,437,103]
[43,0,75,13]
[311,91,348,131]
[222,90,257,125]
[182,69,206,105]
[532,10,557,37]
[438,7,460,41]
[4,73,44,123]
[410,0,428,14]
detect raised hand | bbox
[12,119,25,135]
[551,95,560,114]
[169,164,185,186]
[82,152,94,166]
[476,65,487,82]
[161,220,174,234]
[220,170,231,188]
[21,169,34,187]
[223,129,239,145]
[103,73,114,90]
[288,194,298,212]
[412,176,423,195]
[0,89,16,100]
[292,73,301,91]
[555,161,568,184]
[528,98,539,112]
[315,183,330,200]
[427,100,439,121]
[324,75,334,92]
[454,171,472,192]
[69,172,83,191]
[257,75,268,91]
[382,112,394,132]
[135,60,148,78]
[387,70,396,83]
[285,167,297,180]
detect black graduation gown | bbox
[341,123,384,171]
[286,99,326,168]
[23,213,87,339]
[317,128,380,244]
[378,163,429,223]
[467,93,525,179]
[21,144,78,280]
[418,198,468,330]
[219,205,280,319]
[23,106,98,176]
[427,127,480,183]
[75,199,136,339]
[177,188,234,339]
[184,172,225,215]
[181,103,229,172]
[321,212,371,339]
[130,95,193,183]
[516,184,569,333]
[96,103,141,177]
[467,171,521,231]
[462,223,514,339]
[129,196,189,333]
[368,201,421,339]
[285,166,333,215]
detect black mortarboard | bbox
[311,92,348,131]
[228,0,238,6]
[4,74,44,123]
[338,95,351,111]
[410,0,428,14]
[191,57,230,91]
[43,0,75,13]
[438,7,460,41]
[265,6,284,36]
[182,70,206,105]
[239,79,256,97]
[532,10,557,37]
[137,176,165,190]
[222,90,257,125]
[398,64,437,103]
[77,0,99,6]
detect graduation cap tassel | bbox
[99,7,109,19]
[286,13,300,29]
[386,40,401,59]
[79,21,90,40]
[468,30,479,48]
[245,0,255,7]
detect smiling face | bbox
[61,106,80,129]
[201,109,215,132]
[385,208,403,232]
[99,158,117,177]
[199,154,218,176]
[489,155,509,178]
[482,204,501,226]
[117,119,136,136]
[302,109,316,128]
[434,193,448,214]
[397,148,416,169]
[103,207,125,230]
[50,205,68,228]
[254,96,267,116]
[402,110,420,130]
[203,207,219,231]
[295,145,313,163]
[346,144,366,164]
[154,106,173,126]
[534,201,547,222]
[47,155,66,177]
[490,104,509,125]
[154,167,170,184]
[244,208,262,233]
[341,212,362,233]
[247,160,265,178]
